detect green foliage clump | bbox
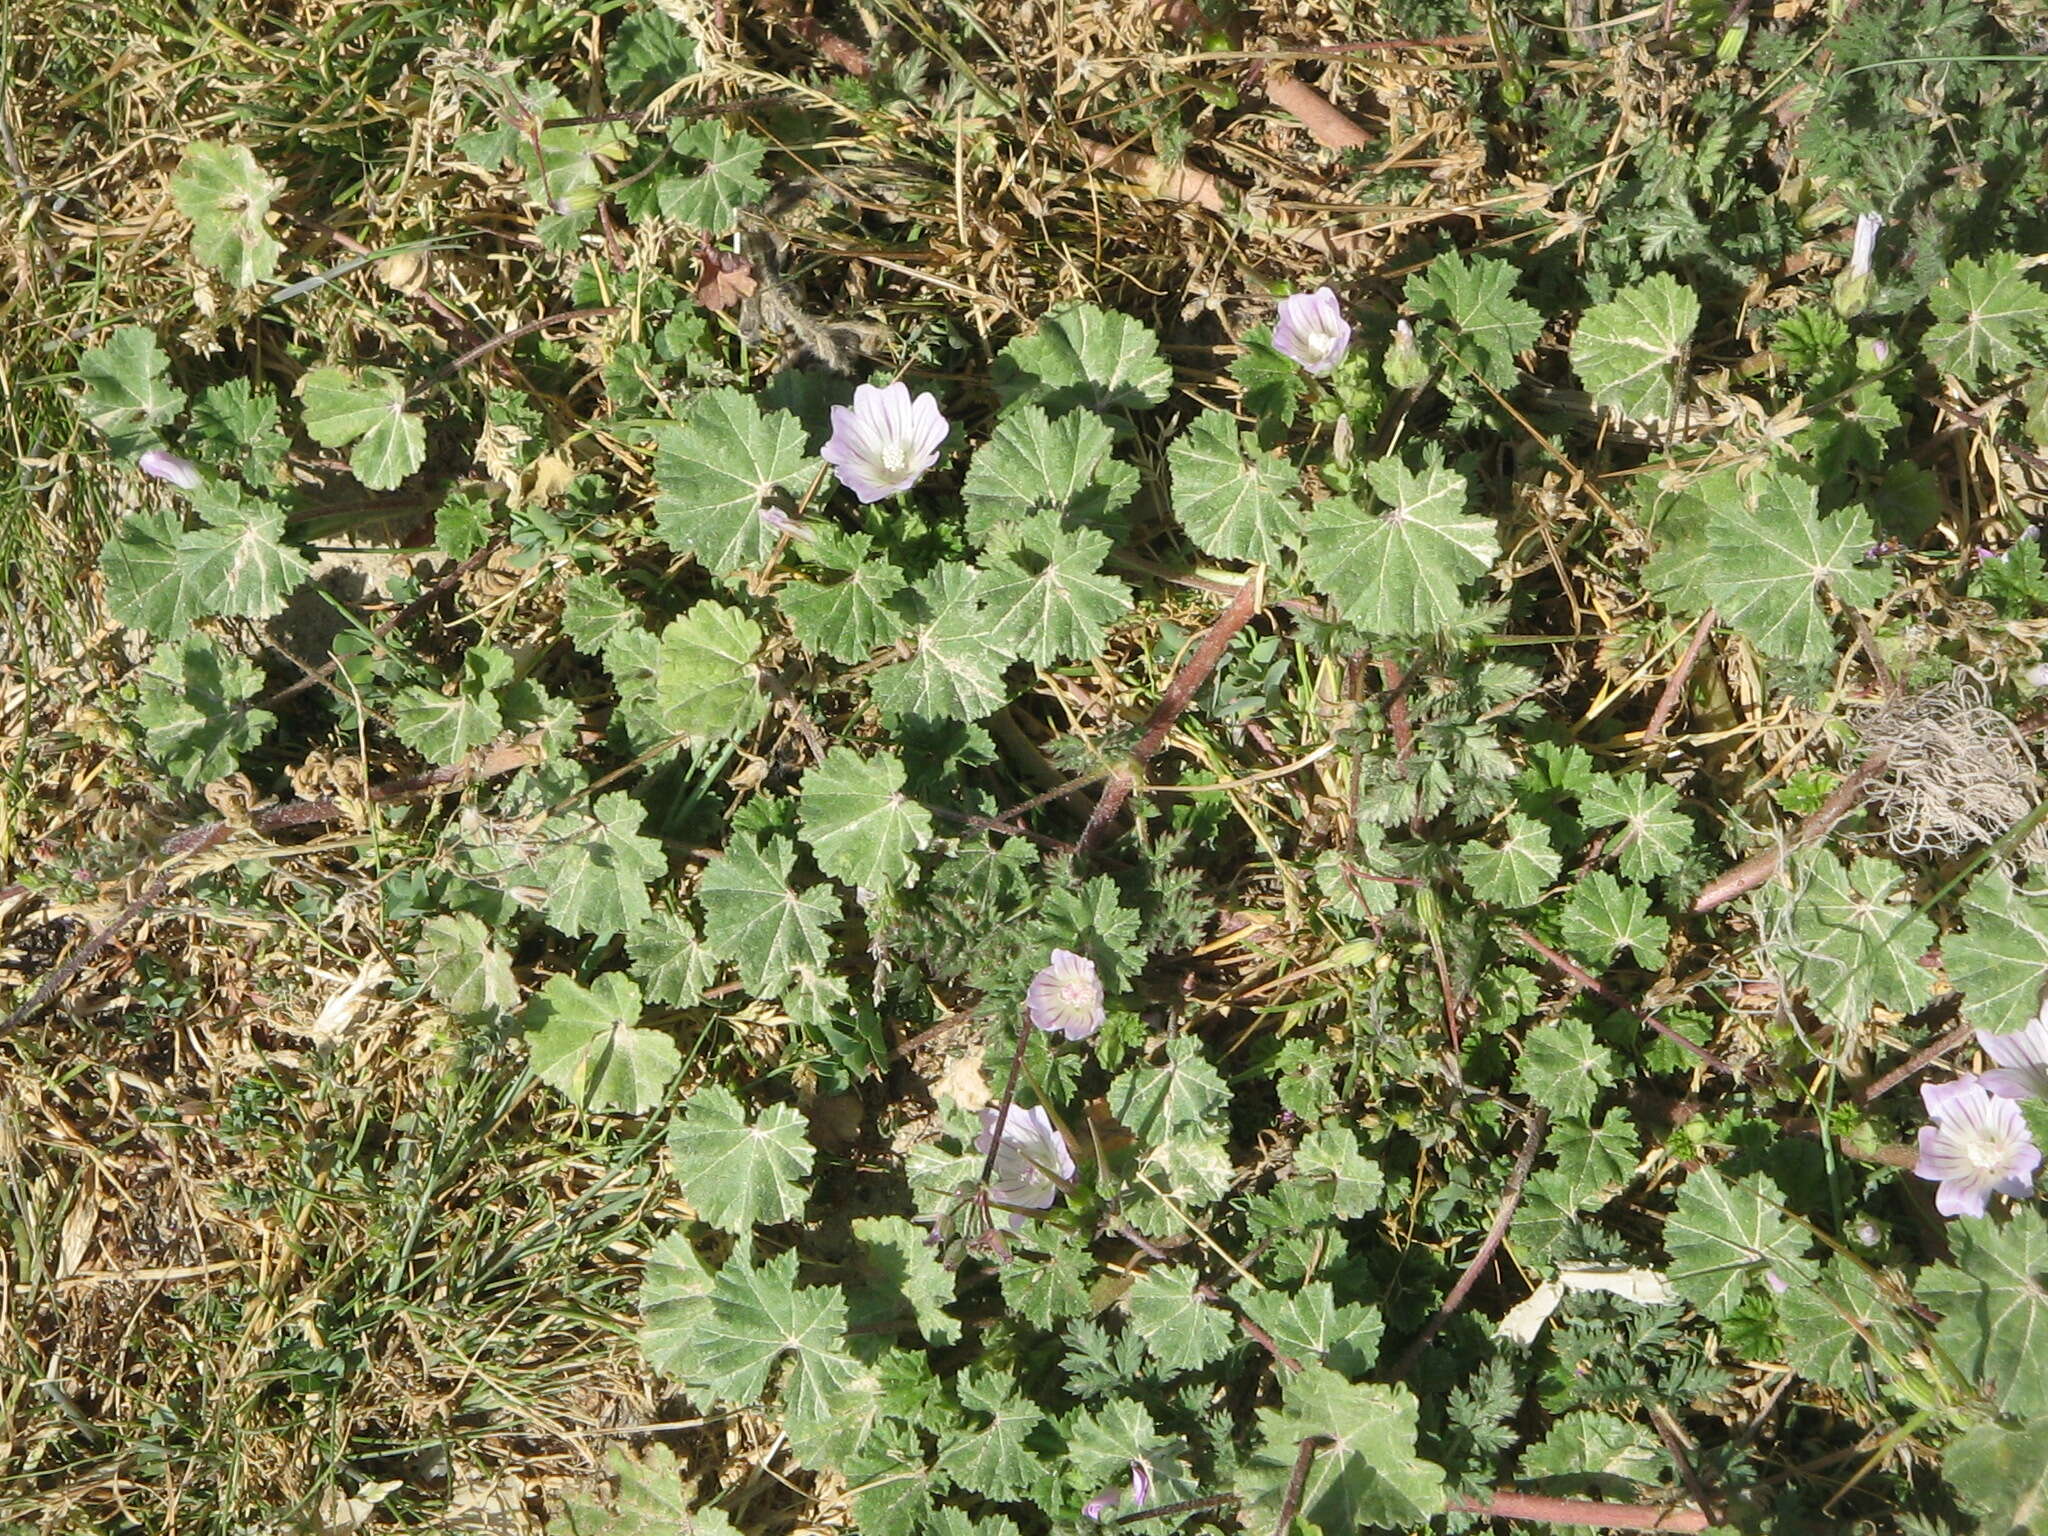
[31,2,2048,1530]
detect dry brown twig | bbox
[1074,569,1265,856]
[1691,749,1892,913]
[1386,1106,1550,1382]
[1259,66,1372,151]
[1858,1018,1975,1106]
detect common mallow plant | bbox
[820,380,947,503]
[1915,1076,2042,1218]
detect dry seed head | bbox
[1855,667,2048,867]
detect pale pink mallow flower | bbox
[1084,1459,1156,1522]
[138,449,202,490]
[974,1104,1075,1227]
[1915,1076,2041,1218]
[1979,1008,2048,1103]
[1027,948,1105,1041]
[819,381,947,503]
[1272,287,1352,376]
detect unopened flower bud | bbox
[138,449,201,490]
[1832,213,1882,318]
[1384,318,1428,390]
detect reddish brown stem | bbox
[1642,607,1715,746]
[1272,1436,1328,1536]
[1236,1310,1303,1374]
[1858,1020,1975,1105]
[1074,573,1264,856]
[1447,1490,1710,1532]
[1692,750,1891,913]
[1387,1107,1548,1382]
[1648,1404,1723,1529]
[1505,923,1747,1081]
[975,1003,1039,1192]
[755,0,872,74]
[1107,1493,1241,1527]
[1378,657,1414,764]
